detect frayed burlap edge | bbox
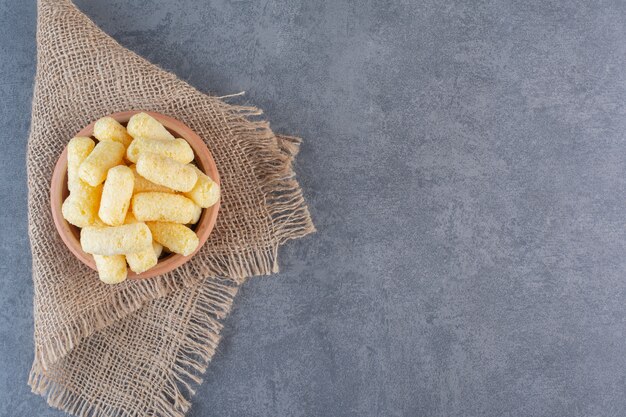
[29,280,239,417]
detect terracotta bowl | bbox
[50,111,220,280]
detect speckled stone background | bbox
[1,1,626,416]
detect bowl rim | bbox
[50,110,220,280]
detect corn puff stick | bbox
[99,165,134,226]
[132,192,198,223]
[61,181,103,227]
[189,203,202,225]
[93,116,133,148]
[153,242,163,258]
[67,137,95,192]
[184,165,220,208]
[129,164,176,194]
[80,222,152,255]
[136,153,197,192]
[79,141,125,186]
[126,137,194,164]
[146,222,199,256]
[93,254,127,284]
[126,112,174,141]
[126,242,163,274]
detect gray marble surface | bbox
[1,1,626,416]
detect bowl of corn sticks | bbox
[50,111,220,283]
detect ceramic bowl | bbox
[50,110,220,279]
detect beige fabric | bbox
[27,0,314,415]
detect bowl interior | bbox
[51,111,220,280]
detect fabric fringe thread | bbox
[29,282,238,417]
[33,271,189,371]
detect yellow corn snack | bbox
[126,112,175,141]
[129,164,175,194]
[61,181,103,227]
[80,222,152,255]
[67,137,95,192]
[153,242,163,258]
[136,152,197,192]
[146,222,199,256]
[98,165,134,226]
[121,213,162,277]
[78,141,125,186]
[93,254,127,284]
[93,116,133,148]
[184,165,220,208]
[126,137,194,164]
[126,242,163,274]
[189,203,202,224]
[132,192,198,223]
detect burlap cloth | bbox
[26,0,314,415]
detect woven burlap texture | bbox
[27,0,314,416]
